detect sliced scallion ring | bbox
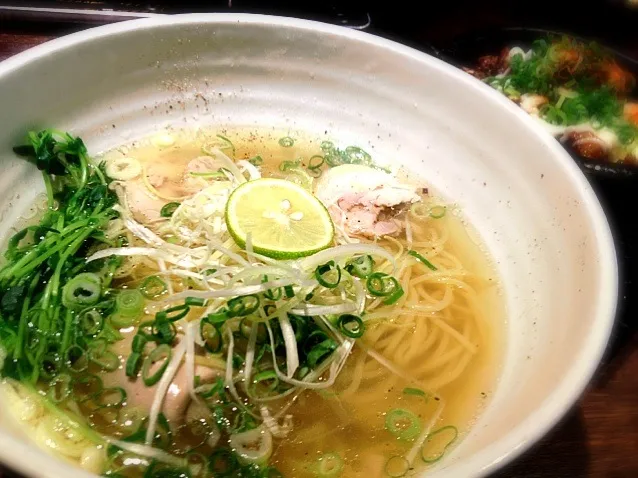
[262,275,282,301]
[385,408,422,441]
[47,373,72,403]
[384,455,409,477]
[308,155,325,170]
[403,387,429,401]
[278,136,295,148]
[87,340,119,372]
[251,370,279,393]
[345,255,374,278]
[407,250,437,271]
[152,319,177,344]
[315,260,342,289]
[140,275,168,299]
[96,386,127,407]
[160,202,180,218]
[316,452,343,477]
[320,140,335,152]
[201,320,223,353]
[429,205,447,219]
[421,425,458,464]
[185,296,206,307]
[79,309,104,337]
[115,289,145,318]
[337,314,365,338]
[62,272,102,310]
[156,303,190,322]
[142,344,172,386]
[366,272,404,304]
[307,339,337,368]
[226,295,260,318]
[125,352,141,378]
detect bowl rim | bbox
[0,13,618,478]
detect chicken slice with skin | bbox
[314,164,420,238]
[105,333,223,426]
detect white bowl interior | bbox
[0,15,616,478]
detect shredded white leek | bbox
[278,312,299,378]
[201,147,247,184]
[289,302,357,317]
[145,341,187,445]
[108,439,187,468]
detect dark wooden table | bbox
[1,2,637,477]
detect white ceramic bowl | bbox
[0,14,617,478]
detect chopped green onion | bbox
[132,334,148,353]
[239,318,268,343]
[96,386,127,407]
[109,312,138,328]
[140,276,168,299]
[125,352,141,377]
[262,275,282,301]
[87,340,119,371]
[142,344,172,386]
[72,374,103,399]
[185,296,206,307]
[115,289,145,318]
[251,370,279,393]
[65,345,89,373]
[61,272,102,310]
[408,250,437,271]
[384,286,405,305]
[284,285,295,298]
[421,426,458,463]
[307,339,337,368]
[385,408,422,441]
[209,448,240,475]
[308,155,325,170]
[278,136,295,148]
[47,373,72,403]
[429,205,446,219]
[384,456,409,477]
[262,467,284,478]
[201,320,223,353]
[152,319,177,344]
[316,452,343,477]
[403,387,429,401]
[216,134,236,154]
[279,159,299,171]
[345,255,375,278]
[337,314,365,338]
[79,309,104,337]
[207,311,229,325]
[227,295,260,318]
[343,146,371,165]
[160,202,180,218]
[366,272,404,304]
[156,303,190,322]
[320,141,335,152]
[248,155,264,166]
[315,261,342,289]
[196,379,224,399]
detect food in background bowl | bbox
[0,128,502,477]
[467,35,638,165]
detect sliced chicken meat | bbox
[105,334,223,426]
[315,164,420,238]
[124,179,167,223]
